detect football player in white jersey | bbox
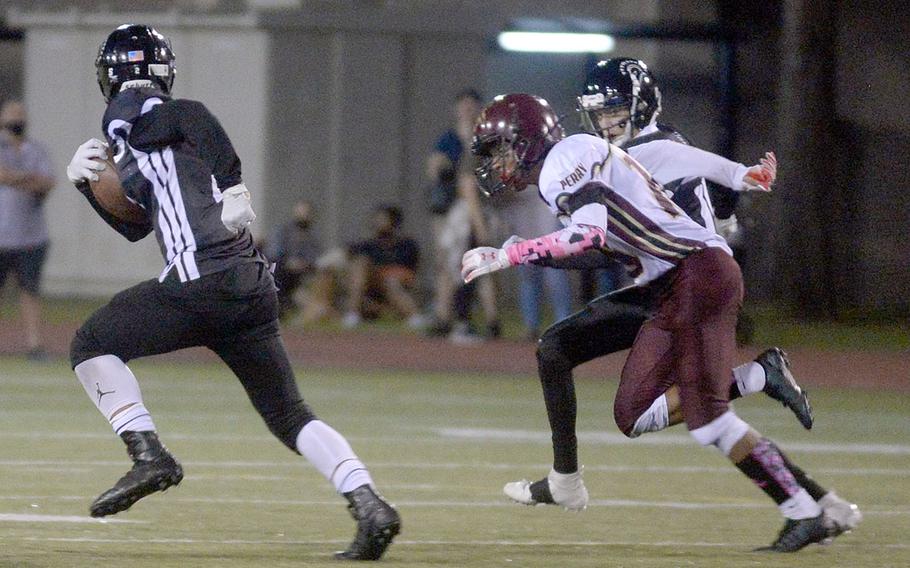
[541,57,856,540]
[462,93,856,552]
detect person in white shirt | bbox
[462,93,857,552]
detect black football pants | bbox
[70,262,316,450]
[536,285,655,473]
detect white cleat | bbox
[503,478,537,506]
[819,491,862,542]
[502,469,589,512]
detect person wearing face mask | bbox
[341,205,425,330]
[264,199,328,321]
[0,99,56,361]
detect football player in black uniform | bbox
[500,58,860,545]
[64,24,399,560]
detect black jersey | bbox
[101,86,264,282]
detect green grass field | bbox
[1,356,908,567]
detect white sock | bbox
[295,420,373,494]
[733,362,766,396]
[780,488,822,520]
[629,394,670,437]
[74,355,156,434]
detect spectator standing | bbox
[425,89,500,342]
[496,188,573,340]
[0,99,55,360]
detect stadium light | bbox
[497,31,616,54]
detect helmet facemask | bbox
[472,93,565,196]
[473,135,533,196]
[579,95,635,145]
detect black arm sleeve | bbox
[75,181,152,242]
[128,99,242,189]
[707,181,740,220]
[529,249,616,270]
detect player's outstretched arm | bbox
[633,140,777,192]
[461,222,606,283]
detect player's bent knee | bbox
[536,332,572,373]
[613,405,638,438]
[689,410,750,456]
[619,395,670,439]
[70,325,105,369]
[263,402,318,452]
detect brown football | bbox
[88,149,147,225]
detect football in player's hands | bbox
[89,148,146,225]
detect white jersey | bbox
[537,134,731,285]
[625,123,749,234]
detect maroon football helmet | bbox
[471,93,564,195]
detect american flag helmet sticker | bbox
[127,50,145,62]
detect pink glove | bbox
[742,151,777,192]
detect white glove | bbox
[741,151,777,192]
[501,234,526,248]
[461,246,511,283]
[220,183,256,234]
[66,138,108,184]
[714,214,740,242]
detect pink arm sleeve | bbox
[504,224,607,266]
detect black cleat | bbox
[755,514,829,552]
[90,431,183,517]
[757,348,814,430]
[335,485,401,561]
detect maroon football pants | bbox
[614,247,744,434]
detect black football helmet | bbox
[96,24,176,102]
[577,58,661,145]
[471,93,564,196]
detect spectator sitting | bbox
[264,199,334,322]
[342,205,425,330]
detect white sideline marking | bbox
[0,513,143,524]
[438,427,910,455]
[14,536,910,550]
